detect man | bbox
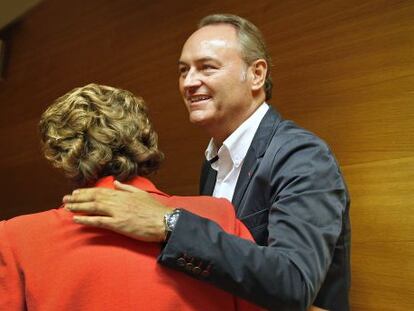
[65,14,350,311]
[0,83,261,310]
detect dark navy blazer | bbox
[159,107,351,311]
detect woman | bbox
[0,84,259,310]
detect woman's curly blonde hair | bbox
[39,83,164,186]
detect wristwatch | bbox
[163,208,181,241]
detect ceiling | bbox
[0,0,43,32]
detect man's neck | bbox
[212,100,265,146]
[213,102,267,147]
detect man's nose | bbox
[182,68,202,90]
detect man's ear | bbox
[249,59,267,92]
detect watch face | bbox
[167,210,180,231]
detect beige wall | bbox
[0,0,413,309]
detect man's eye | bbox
[178,67,188,76]
[202,64,217,71]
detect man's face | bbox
[178,24,254,136]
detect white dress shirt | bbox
[205,103,269,201]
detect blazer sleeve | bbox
[0,221,25,310]
[172,197,254,242]
[158,137,347,311]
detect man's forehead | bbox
[186,24,238,46]
[180,25,241,60]
[185,37,234,55]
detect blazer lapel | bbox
[232,149,260,211]
[232,107,281,212]
[199,160,217,195]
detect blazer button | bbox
[192,266,202,275]
[177,257,186,267]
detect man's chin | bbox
[189,113,211,127]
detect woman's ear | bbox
[249,59,268,92]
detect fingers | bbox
[63,188,114,203]
[65,202,112,216]
[114,180,141,193]
[73,215,113,229]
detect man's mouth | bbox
[188,95,212,103]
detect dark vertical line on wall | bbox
[0,38,5,81]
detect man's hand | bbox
[63,181,173,242]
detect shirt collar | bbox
[205,103,269,166]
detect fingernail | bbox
[63,195,70,202]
